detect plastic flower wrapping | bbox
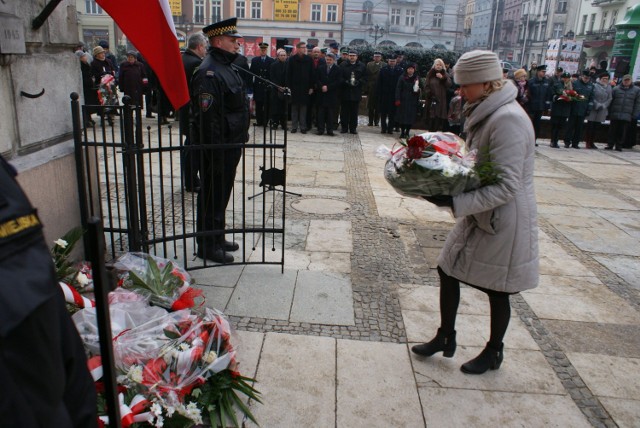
[557,89,586,102]
[97,73,119,106]
[381,132,483,198]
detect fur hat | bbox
[513,68,527,79]
[453,50,503,85]
[92,46,105,56]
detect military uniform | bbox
[0,155,96,428]
[191,18,249,263]
[365,54,386,126]
[249,43,274,126]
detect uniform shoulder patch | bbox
[206,70,215,77]
[200,93,214,112]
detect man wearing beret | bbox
[564,70,594,148]
[250,42,274,127]
[191,17,248,263]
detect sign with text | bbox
[0,15,26,54]
[274,0,298,21]
[169,0,182,16]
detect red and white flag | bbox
[96,0,189,110]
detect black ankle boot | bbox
[411,328,456,357]
[460,342,503,374]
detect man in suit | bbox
[250,42,274,126]
[340,49,367,134]
[316,53,342,136]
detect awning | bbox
[583,40,614,49]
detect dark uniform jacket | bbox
[180,49,204,136]
[191,47,249,152]
[269,59,288,117]
[316,62,342,107]
[250,54,275,102]
[527,76,552,112]
[365,60,386,107]
[570,78,595,117]
[340,60,367,102]
[550,80,572,118]
[377,64,404,113]
[286,54,315,105]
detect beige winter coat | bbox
[437,80,539,293]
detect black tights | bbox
[438,266,511,348]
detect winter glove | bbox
[423,195,453,207]
[395,100,401,107]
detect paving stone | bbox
[195,284,234,311]
[290,270,355,325]
[566,353,640,399]
[598,397,640,428]
[593,255,640,291]
[305,219,352,253]
[543,320,640,358]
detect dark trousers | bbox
[368,105,379,125]
[550,116,568,144]
[340,100,360,132]
[255,99,266,125]
[197,149,241,249]
[529,110,543,140]
[317,105,335,133]
[608,119,630,149]
[380,106,396,132]
[437,266,511,349]
[565,115,586,147]
[624,120,637,148]
[144,90,154,116]
[0,293,97,428]
[306,93,317,129]
[181,135,200,190]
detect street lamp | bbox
[369,24,385,46]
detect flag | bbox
[96,0,189,110]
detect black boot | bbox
[411,328,456,357]
[460,342,503,374]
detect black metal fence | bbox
[71,93,289,271]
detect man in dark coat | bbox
[118,51,147,107]
[269,48,288,130]
[527,64,552,145]
[606,74,640,151]
[249,42,274,126]
[549,72,573,148]
[564,70,594,148]
[285,41,314,133]
[377,54,403,134]
[308,46,327,130]
[180,33,208,192]
[340,49,367,134]
[0,155,97,428]
[191,18,248,264]
[316,53,342,136]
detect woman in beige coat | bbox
[412,50,539,374]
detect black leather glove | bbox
[423,195,453,207]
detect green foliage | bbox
[475,146,502,187]
[51,227,84,284]
[356,46,460,77]
[126,255,185,307]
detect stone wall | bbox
[1,0,83,242]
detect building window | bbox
[236,0,245,18]
[251,1,261,19]
[85,0,103,14]
[405,9,416,27]
[552,23,563,38]
[194,0,205,23]
[391,8,401,25]
[610,10,618,29]
[433,6,443,28]
[311,4,322,21]
[588,13,595,32]
[361,1,373,25]
[540,22,546,39]
[580,14,587,35]
[600,11,608,31]
[556,0,567,13]
[327,4,338,22]
[211,0,222,22]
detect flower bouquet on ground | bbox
[107,308,262,428]
[381,132,497,198]
[114,253,204,311]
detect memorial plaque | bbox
[0,14,26,54]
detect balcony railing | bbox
[584,29,616,40]
[592,0,625,6]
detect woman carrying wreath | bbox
[412,50,539,375]
[394,63,421,138]
[423,58,452,132]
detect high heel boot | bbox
[460,342,503,374]
[411,328,456,357]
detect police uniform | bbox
[191,18,249,264]
[249,42,274,126]
[0,155,97,428]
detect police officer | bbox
[249,42,274,126]
[527,64,552,146]
[564,70,595,148]
[0,155,97,427]
[191,17,248,264]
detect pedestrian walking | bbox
[285,42,314,134]
[584,73,612,149]
[549,72,573,148]
[564,70,594,148]
[606,74,640,151]
[412,50,539,375]
[377,54,403,134]
[395,63,420,138]
[340,50,367,134]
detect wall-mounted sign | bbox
[274,0,298,21]
[169,0,182,16]
[0,15,26,54]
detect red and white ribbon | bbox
[59,281,95,308]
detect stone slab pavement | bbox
[178,117,640,427]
